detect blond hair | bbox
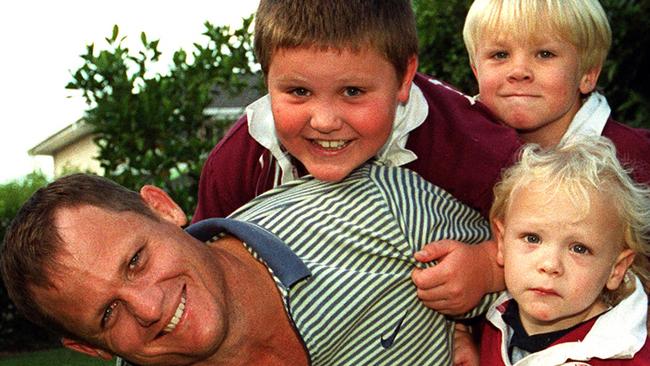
[463,0,611,74]
[490,136,650,304]
[253,0,418,81]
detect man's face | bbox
[36,205,229,365]
[266,46,415,182]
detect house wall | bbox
[53,135,104,176]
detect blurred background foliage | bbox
[65,17,261,218]
[0,172,58,352]
[1,0,648,354]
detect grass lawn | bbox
[0,347,114,366]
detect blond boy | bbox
[462,0,650,181]
[484,136,650,365]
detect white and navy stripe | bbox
[229,162,494,365]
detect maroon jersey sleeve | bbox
[602,118,650,185]
[405,73,522,217]
[192,115,278,222]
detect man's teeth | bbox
[314,140,347,149]
[163,293,186,333]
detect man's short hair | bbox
[0,173,157,338]
[253,0,418,81]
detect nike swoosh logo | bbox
[380,312,407,349]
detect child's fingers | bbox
[419,296,466,315]
[411,266,446,290]
[414,240,459,262]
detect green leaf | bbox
[111,24,119,42]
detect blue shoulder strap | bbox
[186,218,311,288]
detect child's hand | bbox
[411,239,504,315]
[452,323,479,366]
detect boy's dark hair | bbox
[0,173,158,339]
[254,0,418,81]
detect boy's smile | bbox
[266,46,415,182]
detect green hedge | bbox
[0,172,58,351]
[0,347,113,366]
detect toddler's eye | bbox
[493,51,508,59]
[523,234,541,244]
[570,244,591,255]
[538,50,555,58]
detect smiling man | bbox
[1,164,496,365]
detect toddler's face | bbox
[266,46,414,182]
[472,33,599,147]
[494,183,633,335]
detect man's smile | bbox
[162,287,187,334]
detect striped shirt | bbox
[118,162,494,366]
[227,162,494,365]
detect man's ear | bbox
[606,249,636,291]
[579,65,602,94]
[140,185,188,227]
[61,338,113,360]
[397,55,419,104]
[491,218,506,266]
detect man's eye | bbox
[492,51,508,59]
[290,87,310,97]
[102,301,118,327]
[343,87,362,97]
[570,244,591,255]
[523,234,541,244]
[129,249,142,270]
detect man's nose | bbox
[309,101,343,133]
[122,284,163,327]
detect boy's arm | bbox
[411,239,504,315]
